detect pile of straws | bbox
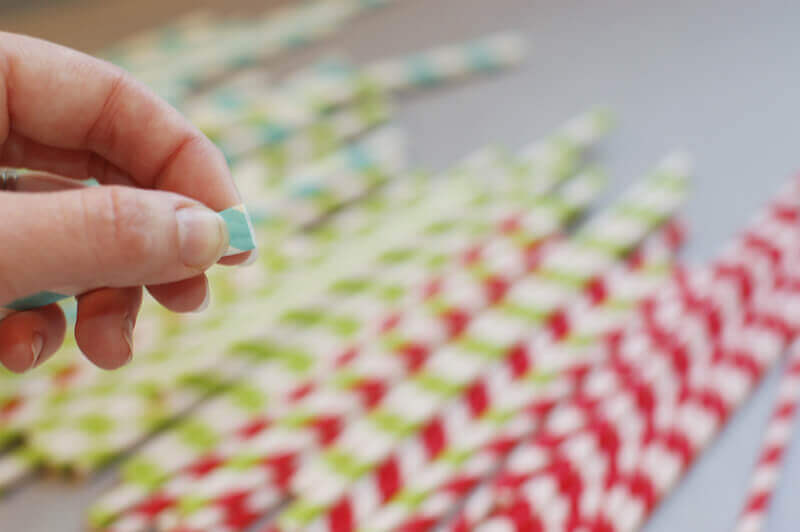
[0,2,797,532]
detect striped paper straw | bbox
[87,117,604,532]
[361,32,526,94]
[363,224,684,532]
[457,269,719,531]
[215,89,392,164]
[283,228,686,532]
[243,127,406,228]
[184,55,362,136]
[114,170,600,532]
[465,178,800,532]
[281,32,526,112]
[136,0,397,103]
[734,341,800,532]
[76,149,520,520]
[99,10,225,70]
[0,131,409,486]
[479,244,790,531]
[264,155,688,531]
[144,174,656,532]
[88,178,527,530]
[142,155,600,532]
[588,179,800,532]
[88,175,510,529]
[184,84,302,141]
[189,31,527,136]
[90,112,611,530]
[589,289,800,531]
[0,129,407,422]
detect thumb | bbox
[0,185,229,305]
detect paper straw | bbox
[360,32,526,94]
[284,222,686,532]
[0,128,407,400]
[99,10,231,71]
[87,111,604,528]
[189,31,527,136]
[243,127,406,228]
[184,86,306,142]
[733,341,800,532]
[281,31,526,112]
[0,131,409,486]
[459,275,711,532]
[470,237,797,530]
[141,142,600,532]
[214,89,392,165]
[464,178,800,532]
[89,150,514,527]
[588,180,800,532]
[183,55,362,136]
[90,111,611,530]
[115,170,600,532]
[585,293,798,532]
[251,154,688,532]
[85,145,552,529]
[134,0,397,103]
[363,224,683,532]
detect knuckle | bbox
[89,186,155,267]
[83,68,132,150]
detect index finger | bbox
[0,31,241,211]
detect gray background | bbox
[1,0,800,530]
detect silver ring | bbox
[0,168,19,191]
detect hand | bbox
[0,32,253,373]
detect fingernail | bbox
[122,317,134,365]
[30,333,44,369]
[176,206,229,269]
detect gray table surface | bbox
[1,0,799,530]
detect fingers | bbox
[0,32,241,211]
[147,274,209,313]
[0,304,65,373]
[0,186,229,306]
[0,130,136,186]
[75,286,141,370]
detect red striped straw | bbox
[461,281,797,532]
[450,176,800,532]
[586,185,800,532]
[733,340,800,532]
[104,213,574,532]
[454,267,728,532]
[172,178,679,530]
[367,231,684,532]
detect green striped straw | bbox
[0,130,408,482]
[214,88,392,165]
[119,171,603,532]
[0,142,502,484]
[87,111,610,529]
[275,155,689,530]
